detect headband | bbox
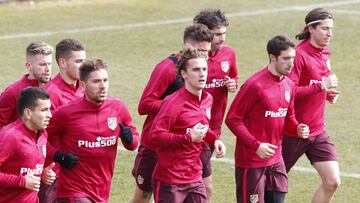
[306,19,323,26]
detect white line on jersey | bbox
[1,0,360,40]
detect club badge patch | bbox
[42,145,46,157]
[326,60,331,70]
[221,61,229,73]
[108,117,117,130]
[206,108,211,119]
[285,90,291,103]
[137,174,144,185]
[250,194,259,203]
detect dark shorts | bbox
[132,145,157,192]
[152,180,207,203]
[282,131,338,172]
[235,161,288,203]
[38,179,58,203]
[201,142,214,178]
[56,197,94,203]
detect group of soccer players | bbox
[0,7,340,203]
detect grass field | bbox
[1,0,359,202]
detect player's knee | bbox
[324,176,341,192]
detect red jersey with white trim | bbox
[138,54,180,148]
[47,97,139,202]
[44,73,84,112]
[226,67,298,168]
[149,88,216,184]
[44,73,84,175]
[0,74,39,128]
[0,119,47,203]
[205,45,238,138]
[285,40,330,137]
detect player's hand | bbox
[41,162,56,185]
[327,89,340,104]
[224,76,237,93]
[25,170,41,192]
[214,140,226,158]
[190,123,208,143]
[321,74,338,91]
[256,143,278,159]
[119,123,133,144]
[297,123,310,139]
[53,151,78,169]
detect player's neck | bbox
[60,71,77,86]
[267,65,284,80]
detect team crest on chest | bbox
[285,90,291,103]
[221,61,229,73]
[249,194,259,203]
[107,117,117,130]
[206,108,211,119]
[326,60,331,71]
[42,145,46,157]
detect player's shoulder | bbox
[0,77,25,97]
[105,96,128,109]
[247,68,268,85]
[222,44,236,52]
[53,97,83,115]
[154,54,177,71]
[44,75,61,90]
[0,120,23,140]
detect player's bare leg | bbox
[311,161,341,203]
[203,175,213,203]
[128,184,152,203]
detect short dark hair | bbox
[79,59,108,82]
[176,44,207,82]
[17,87,50,117]
[193,9,229,30]
[183,23,213,44]
[267,35,295,58]
[296,8,334,40]
[55,38,85,64]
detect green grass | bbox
[1,0,359,202]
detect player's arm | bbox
[288,54,323,99]
[148,100,192,151]
[138,60,178,115]
[118,102,139,151]
[225,82,261,151]
[0,91,17,128]
[46,110,78,169]
[224,49,239,92]
[0,135,26,188]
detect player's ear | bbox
[269,54,276,63]
[80,80,86,89]
[58,58,67,70]
[180,69,187,80]
[23,108,32,120]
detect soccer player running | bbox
[149,45,226,203]
[193,9,238,202]
[226,35,309,203]
[39,38,86,203]
[129,23,213,203]
[0,87,55,202]
[282,8,340,203]
[0,41,53,128]
[46,59,139,202]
